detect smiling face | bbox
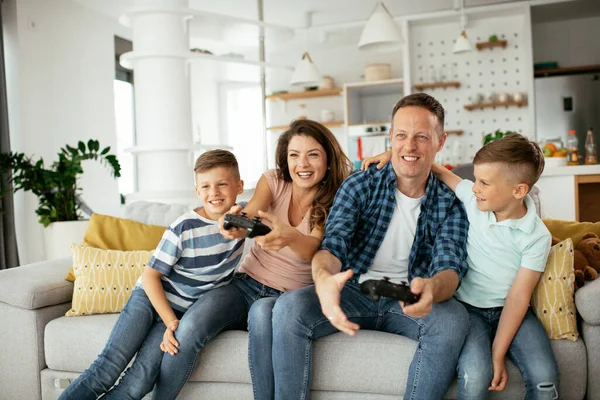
[389,106,446,182]
[195,167,243,220]
[287,134,328,191]
[472,162,522,213]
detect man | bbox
[271,93,470,400]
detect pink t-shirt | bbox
[239,169,313,292]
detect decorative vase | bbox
[42,220,89,260]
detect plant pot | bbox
[42,220,90,260]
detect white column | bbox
[122,0,195,203]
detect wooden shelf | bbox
[413,81,461,91]
[534,64,600,78]
[476,40,508,51]
[464,100,527,111]
[266,88,343,101]
[446,130,463,135]
[267,121,345,131]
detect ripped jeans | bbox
[456,302,559,400]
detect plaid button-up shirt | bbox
[321,162,469,282]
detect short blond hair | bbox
[193,150,240,181]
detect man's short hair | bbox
[193,149,240,181]
[391,93,445,134]
[473,133,545,188]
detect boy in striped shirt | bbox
[59,150,246,400]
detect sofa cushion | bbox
[532,238,578,341]
[45,314,586,399]
[124,201,192,227]
[0,258,73,310]
[66,245,152,316]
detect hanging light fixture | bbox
[358,2,402,52]
[453,0,473,54]
[290,52,321,86]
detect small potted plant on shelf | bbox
[0,140,121,259]
[483,129,516,145]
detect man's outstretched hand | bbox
[316,270,359,336]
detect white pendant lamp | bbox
[358,2,402,52]
[453,2,472,54]
[290,52,321,86]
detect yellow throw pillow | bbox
[65,213,166,282]
[66,244,153,317]
[531,238,579,342]
[543,218,600,247]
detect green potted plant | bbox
[0,139,121,227]
[483,129,516,146]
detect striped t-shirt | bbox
[140,209,245,312]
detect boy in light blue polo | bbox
[432,133,558,399]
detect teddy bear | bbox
[552,236,598,290]
[575,232,600,288]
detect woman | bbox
[152,119,353,400]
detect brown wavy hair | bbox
[275,120,352,230]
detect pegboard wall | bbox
[409,12,532,165]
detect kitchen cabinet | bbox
[536,165,600,222]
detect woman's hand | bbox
[218,204,248,240]
[160,319,180,356]
[361,150,392,171]
[254,210,297,252]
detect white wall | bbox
[6,0,129,264]
[533,15,600,67]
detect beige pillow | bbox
[66,244,153,317]
[531,238,579,342]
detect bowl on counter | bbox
[544,156,568,168]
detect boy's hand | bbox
[254,210,293,251]
[489,358,508,391]
[400,278,434,318]
[160,319,180,356]
[218,204,247,240]
[360,151,391,171]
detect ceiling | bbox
[72,0,600,53]
[72,0,556,28]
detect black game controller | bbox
[360,277,420,304]
[223,212,272,238]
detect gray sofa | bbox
[0,201,598,400]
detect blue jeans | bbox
[271,282,469,400]
[58,287,168,400]
[152,274,281,400]
[456,302,559,400]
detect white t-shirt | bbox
[359,189,423,284]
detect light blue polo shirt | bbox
[455,180,551,308]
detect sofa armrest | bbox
[576,278,600,325]
[0,257,73,310]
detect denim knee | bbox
[428,299,469,344]
[458,359,492,397]
[272,289,314,327]
[524,366,559,398]
[248,298,276,335]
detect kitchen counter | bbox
[542,164,600,177]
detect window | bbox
[113,80,136,196]
[113,36,136,199]
[220,83,265,187]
